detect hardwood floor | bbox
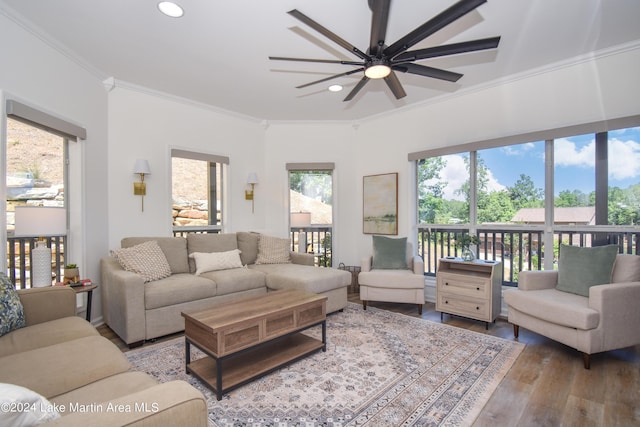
[98,293,640,426]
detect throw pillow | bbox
[0,272,25,337]
[372,235,408,269]
[611,254,640,283]
[0,383,61,426]
[255,235,292,265]
[556,244,619,297]
[190,249,243,275]
[111,240,172,283]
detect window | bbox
[287,163,334,266]
[411,116,640,283]
[4,100,86,288]
[171,149,227,234]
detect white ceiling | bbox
[1,0,639,122]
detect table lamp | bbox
[14,206,67,287]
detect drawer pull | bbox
[476,306,480,310]
[476,287,480,291]
[445,300,449,304]
[445,282,449,286]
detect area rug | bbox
[126,303,524,426]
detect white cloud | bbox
[608,138,640,180]
[501,142,536,156]
[554,137,595,168]
[429,154,505,201]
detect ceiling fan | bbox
[269,0,501,102]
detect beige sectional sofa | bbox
[0,286,207,426]
[101,232,351,347]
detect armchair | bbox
[504,252,640,369]
[358,237,425,314]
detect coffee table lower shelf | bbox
[186,332,325,400]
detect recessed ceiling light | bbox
[158,1,184,18]
[328,84,343,92]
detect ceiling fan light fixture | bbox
[158,1,184,18]
[328,84,343,92]
[364,64,391,79]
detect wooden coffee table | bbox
[181,289,327,400]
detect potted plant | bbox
[455,234,480,261]
[64,263,80,284]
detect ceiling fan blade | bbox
[393,36,501,62]
[343,77,370,101]
[384,71,407,99]
[384,0,487,59]
[393,63,463,82]
[288,9,370,61]
[369,0,391,57]
[296,68,365,89]
[269,56,364,66]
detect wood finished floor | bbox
[97,292,640,426]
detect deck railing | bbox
[289,226,332,267]
[6,236,67,289]
[418,225,639,286]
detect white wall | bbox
[106,87,266,247]
[0,10,108,321]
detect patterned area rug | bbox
[126,303,524,426]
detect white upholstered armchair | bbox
[358,236,425,314]
[504,248,640,369]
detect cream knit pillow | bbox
[112,240,172,283]
[255,235,291,264]
[190,249,243,275]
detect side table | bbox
[71,283,98,322]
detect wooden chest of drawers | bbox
[436,258,502,328]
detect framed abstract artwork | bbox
[363,172,398,235]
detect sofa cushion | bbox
[50,371,158,408]
[0,336,131,399]
[121,237,189,274]
[359,269,425,289]
[504,288,600,330]
[0,272,25,337]
[190,249,243,275]
[187,233,239,272]
[237,231,260,265]
[612,254,640,283]
[556,244,618,297]
[0,383,60,425]
[255,235,291,264]
[199,268,266,296]
[112,240,172,283]
[251,264,350,294]
[0,316,98,358]
[372,236,408,270]
[144,273,217,310]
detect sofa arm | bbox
[589,281,640,351]
[44,381,208,427]
[517,270,559,291]
[100,257,146,345]
[18,286,77,327]
[412,256,424,275]
[290,251,315,266]
[360,256,372,272]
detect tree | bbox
[417,157,447,223]
[509,174,543,210]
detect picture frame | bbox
[363,172,398,235]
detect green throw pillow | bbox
[556,244,618,297]
[0,272,25,337]
[372,236,408,269]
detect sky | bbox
[436,127,640,201]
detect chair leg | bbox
[583,353,591,369]
[513,324,519,338]
[418,304,423,315]
[362,300,367,310]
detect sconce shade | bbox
[14,206,67,237]
[134,159,151,175]
[247,172,258,185]
[291,212,311,228]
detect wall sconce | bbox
[133,159,151,212]
[245,172,258,213]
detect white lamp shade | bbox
[134,159,151,175]
[247,172,258,185]
[14,206,67,237]
[291,212,311,228]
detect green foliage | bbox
[289,170,332,205]
[454,234,480,249]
